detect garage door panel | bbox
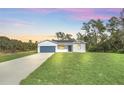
[40,46,55,52]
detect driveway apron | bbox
[0,53,53,85]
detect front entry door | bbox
[68,45,72,52]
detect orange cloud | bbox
[4,34,56,42]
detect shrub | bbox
[117,49,124,54]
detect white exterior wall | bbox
[81,43,86,52]
[73,43,86,52]
[38,41,86,53]
[37,46,40,53]
[56,45,68,52]
[56,42,73,52]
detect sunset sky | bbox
[0,8,122,42]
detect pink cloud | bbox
[23,8,58,14]
[1,8,121,25]
[0,19,31,27]
[71,15,112,21]
[60,8,121,21]
[106,8,122,12]
[23,8,95,15]
[22,8,122,21]
[60,8,94,14]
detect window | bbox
[76,44,81,49]
[58,44,65,49]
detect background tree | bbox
[81,19,106,50]
[56,32,66,40]
[0,36,37,53]
[65,34,74,40]
[120,8,124,30]
[76,32,84,41]
[80,9,124,52]
[56,32,74,40]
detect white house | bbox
[37,40,86,53]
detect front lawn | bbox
[21,52,124,85]
[0,51,36,63]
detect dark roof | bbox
[52,40,86,43]
[38,40,56,44]
[52,39,76,43]
[38,40,86,44]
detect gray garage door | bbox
[40,46,55,53]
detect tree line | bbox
[0,36,37,53]
[56,9,124,53]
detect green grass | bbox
[0,51,36,63]
[21,52,124,85]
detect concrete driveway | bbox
[0,53,53,85]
